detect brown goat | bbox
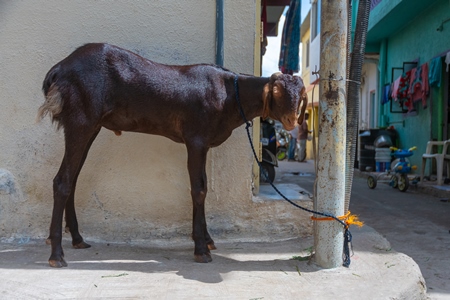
[37,43,307,268]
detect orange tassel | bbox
[346,214,364,227]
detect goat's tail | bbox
[36,66,64,130]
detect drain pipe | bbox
[378,39,387,126]
[216,0,224,66]
[314,0,348,268]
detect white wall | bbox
[360,61,379,130]
[309,35,321,76]
[0,1,312,245]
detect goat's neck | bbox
[234,75,270,123]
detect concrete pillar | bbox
[314,0,348,268]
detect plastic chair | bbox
[420,140,450,185]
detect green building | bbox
[360,0,450,176]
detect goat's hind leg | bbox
[65,191,91,249]
[46,188,92,249]
[64,130,100,249]
[205,229,216,250]
[48,126,100,268]
[45,190,90,249]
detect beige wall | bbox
[0,1,312,245]
[301,28,311,86]
[300,27,318,161]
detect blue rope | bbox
[234,75,352,267]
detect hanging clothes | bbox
[261,0,268,56]
[429,56,442,87]
[382,83,391,105]
[398,70,411,99]
[445,51,450,72]
[408,63,429,110]
[391,76,401,101]
[398,70,412,109]
[279,0,301,75]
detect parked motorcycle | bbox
[260,118,277,183]
[276,127,290,161]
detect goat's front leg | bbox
[186,143,215,263]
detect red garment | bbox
[408,63,429,111]
[398,70,411,99]
[398,70,412,109]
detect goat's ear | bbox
[270,72,284,100]
[297,87,308,125]
[262,83,271,119]
[272,82,283,99]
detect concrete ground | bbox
[0,229,425,299]
[351,169,450,300]
[1,159,448,299]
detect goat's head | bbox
[263,73,307,131]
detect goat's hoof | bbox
[207,242,217,250]
[194,253,212,263]
[48,257,68,268]
[73,241,91,249]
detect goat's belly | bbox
[101,120,184,143]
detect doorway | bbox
[443,65,450,140]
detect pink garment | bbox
[408,63,429,111]
[391,77,401,101]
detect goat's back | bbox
[38,43,237,144]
